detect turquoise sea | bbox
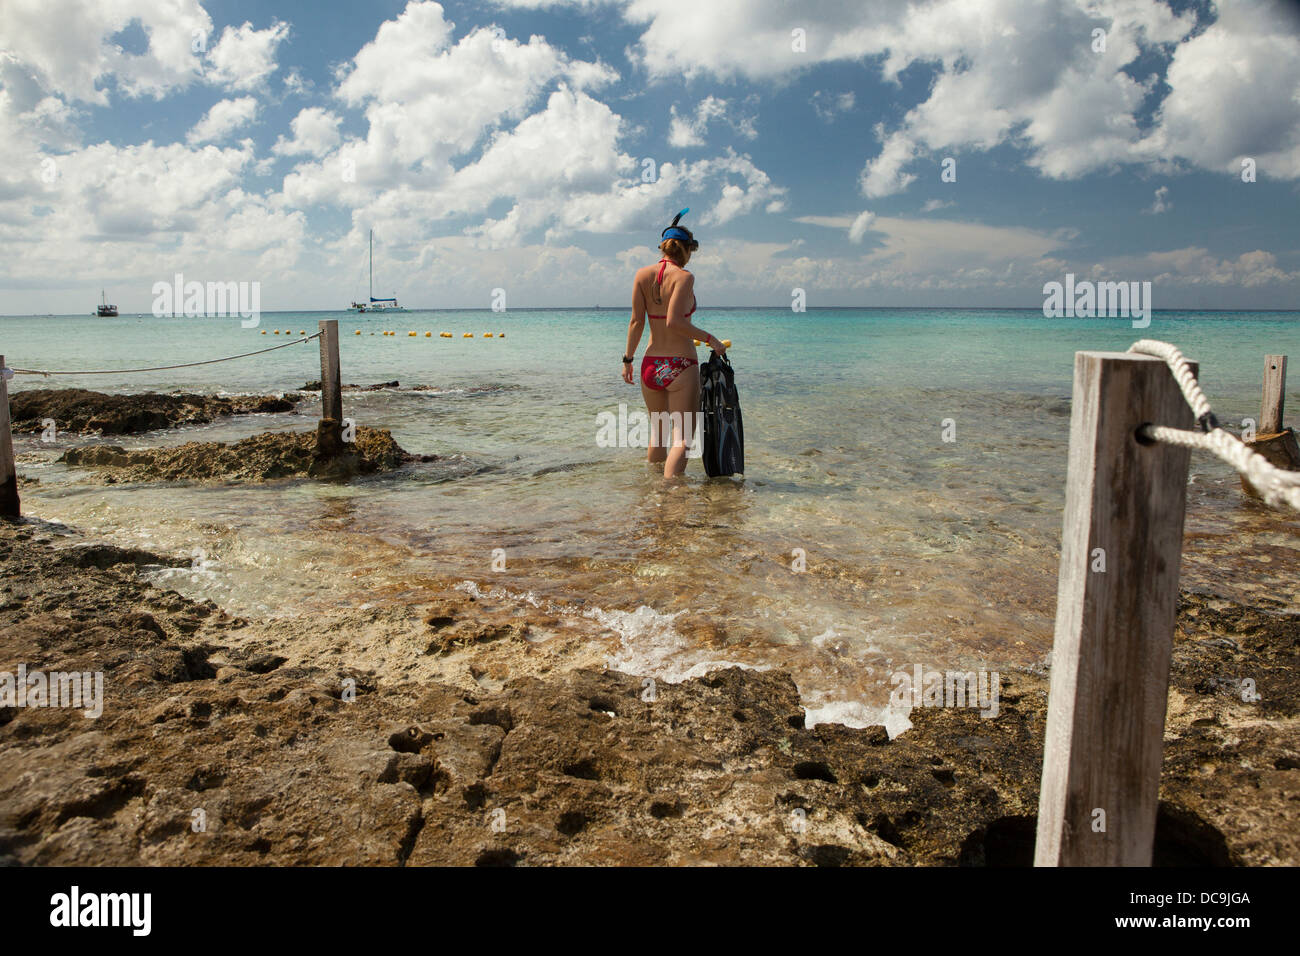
[4,308,1298,726]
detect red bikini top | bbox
[647,258,696,319]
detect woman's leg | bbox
[641,377,669,465]
[662,364,701,478]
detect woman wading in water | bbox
[621,209,727,478]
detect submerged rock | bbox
[9,388,303,435]
[58,426,425,484]
[300,380,400,391]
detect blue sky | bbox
[2,0,1298,312]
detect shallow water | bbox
[7,308,1298,725]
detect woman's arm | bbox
[665,273,725,352]
[623,279,647,382]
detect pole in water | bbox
[317,320,343,455]
[1260,355,1287,435]
[0,355,18,518]
[1241,355,1299,497]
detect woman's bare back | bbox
[636,260,696,357]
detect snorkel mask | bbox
[660,207,699,251]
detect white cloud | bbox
[1113,248,1299,287]
[799,212,1065,275]
[281,1,785,253]
[679,149,787,225]
[272,107,342,156]
[500,0,1300,189]
[0,0,211,104]
[204,20,290,91]
[1146,185,1171,215]
[847,210,876,243]
[861,129,917,198]
[187,96,259,144]
[1140,0,1300,179]
[667,96,755,147]
[321,1,617,183]
[668,96,729,147]
[811,90,855,122]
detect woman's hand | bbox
[707,334,727,356]
[621,358,635,384]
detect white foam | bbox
[454,583,913,732]
[803,697,914,737]
[583,604,764,684]
[454,579,544,608]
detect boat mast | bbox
[369,229,373,301]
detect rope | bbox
[1129,339,1300,510]
[8,333,322,377]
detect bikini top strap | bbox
[655,257,670,289]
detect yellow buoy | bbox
[693,339,701,346]
[463,332,473,338]
[440,332,452,338]
[722,339,732,348]
[409,331,416,336]
[299,330,305,335]
[425,331,432,337]
[260,330,266,335]
[355,330,361,335]
[484,332,493,338]
[498,332,505,338]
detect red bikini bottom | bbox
[641,355,698,390]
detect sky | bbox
[1,0,1298,313]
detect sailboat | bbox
[96,290,118,317]
[349,229,407,312]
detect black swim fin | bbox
[699,351,744,477]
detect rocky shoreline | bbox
[0,521,1295,866]
[10,388,304,436]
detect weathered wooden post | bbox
[1241,354,1298,498]
[1035,351,1196,866]
[317,320,344,455]
[1260,354,1287,435]
[0,356,17,519]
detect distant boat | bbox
[96,289,118,317]
[349,229,407,313]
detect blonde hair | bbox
[658,238,691,265]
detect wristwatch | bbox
[622,355,633,364]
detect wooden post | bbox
[1035,351,1196,866]
[0,356,17,519]
[317,320,343,455]
[319,320,342,423]
[1241,355,1299,497]
[1260,355,1286,435]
